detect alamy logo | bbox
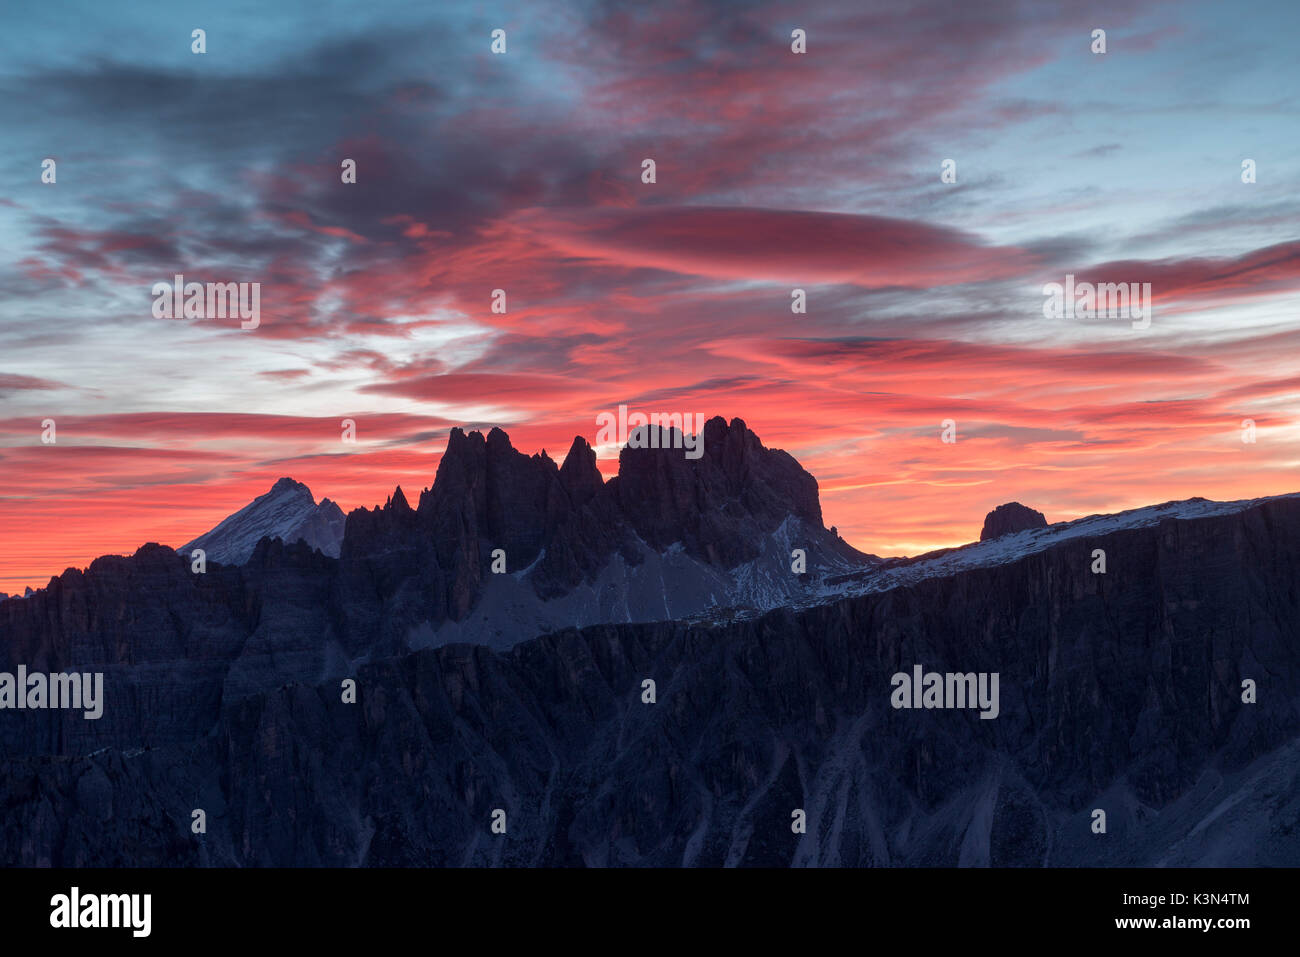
[890,664,1000,719]
[0,667,103,719]
[1042,274,1152,330]
[151,274,261,329]
[50,887,150,937]
[595,404,705,459]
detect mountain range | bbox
[0,418,1296,866]
[171,418,873,649]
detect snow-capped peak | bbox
[180,478,346,566]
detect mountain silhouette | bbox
[0,422,1296,866]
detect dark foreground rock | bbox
[980,502,1048,541]
[1,494,1297,866]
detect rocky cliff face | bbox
[337,417,870,650]
[0,538,342,759]
[0,481,1297,866]
[980,502,1048,541]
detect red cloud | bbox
[508,206,1042,286]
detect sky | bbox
[2,0,1299,591]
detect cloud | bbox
[509,206,1043,286]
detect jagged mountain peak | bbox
[269,476,310,495]
[563,433,593,457]
[336,418,867,647]
[180,477,346,565]
[612,415,823,537]
[559,435,604,503]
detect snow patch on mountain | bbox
[824,492,1300,603]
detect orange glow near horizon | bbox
[1,372,1295,592]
